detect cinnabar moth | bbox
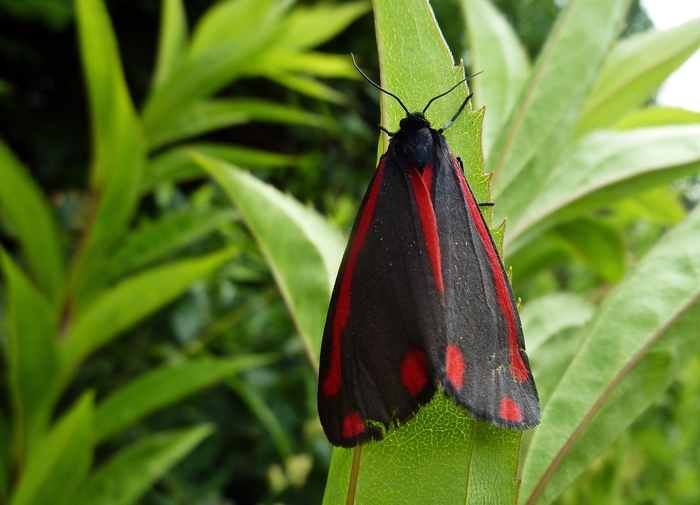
[318,56,540,447]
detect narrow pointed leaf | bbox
[462,0,530,155]
[520,293,595,356]
[614,106,700,129]
[152,0,188,89]
[577,17,700,133]
[509,125,700,253]
[148,98,329,150]
[73,0,147,304]
[10,393,93,505]
[488,0,630,223]
[270,1,370,51]
[193,153,344,368]
[105,208,237,281]
[94,354,272,442]
[227,376,293,460]
[60,247,237,379]
[1,249,60,460]
[73,425,213,505]
[268,72,347,103]
[0,141,65,305]
[520,204,700,504]
[144,143,298,191]
[143,0,283,133]
[552,217,625,284]
[247,52,359,79]
[0,412,9,501]
[187,0,284,58]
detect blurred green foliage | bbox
[1,0,700,504]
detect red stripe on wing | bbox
[452,157,529,382]
[409,163,444,294]
[322,159,387,397]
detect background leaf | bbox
[60,247,238,378]
[94,355,273,442]
[0,249,59,461]
[488,0,630,222]
[73,425,213,505]
[520,203,700,504]
[462,0,530,155]
[10,393,93,505]
[195,154,345,367]
[577,17,700,133]
[72,0,147,304]
[0,142,65,305]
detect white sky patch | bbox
[640,0,700,111]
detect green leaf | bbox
[521,294,595,411]
[487,0,630,223]
[0,141,65,305]
[520,203,700,504]
[613,186,686,226]
[93,355,273,442]
[614,106,700,129]
[375,3,490,205]
[577,17,700,133]
[73,425,213,505]
[105,208,237,281]
[507,235,570,291]
[0,248,60,461]
[60,247,237,380]
[509,125,700,253]
[247,52,358,79]
[72,0,147,305]
[268,1,370,51]
[551,217,625,284]
[227,376,293,460]
[0,411,9,502]
[148,98,330,150]
[320,1,520,503]
[322,396,520,505]
[187,0,287,58]
[142,0,283,134]
[461,0,530,155]
[144,143,298,191]
[10,393,93,505]
[520,293,595,355]
[152,0,188,89]
[268,72,347,103]
[193,154,344,367]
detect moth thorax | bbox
[397,126,435,169]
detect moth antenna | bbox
[423,71,482,115]
[351,53,410,116]
[438,93,473,133]
[379,125,396,137]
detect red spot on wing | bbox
[342,412,365,439]
[499,398,523,422]
[322,159,386,397]
[445,344,465,389]
[400,349,429,396]
[409,163,443,294]
[452,157,529,382]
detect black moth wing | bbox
[317,153,445,447]
[430,144,540,429]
